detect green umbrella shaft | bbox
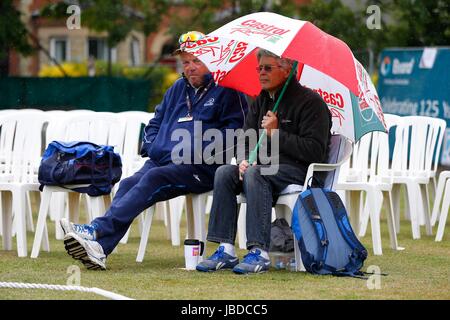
[248,61,298,164]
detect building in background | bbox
[8,0,149,76]
[7,0,310,76]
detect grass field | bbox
[0,199,449,300]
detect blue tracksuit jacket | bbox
[141,73,247,170]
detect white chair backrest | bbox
[391,115,446,176]
[345,132,372,183]
[429,118,446,174]
[367,130,390,182]
[323,134,353,189]
[44,110,95,146]
[55,112,126,155]
[0,110,49,183]
[120,111,154,158]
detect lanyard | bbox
[185,80,214,117]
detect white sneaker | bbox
[64,232,106,270]
[60,218,97,241]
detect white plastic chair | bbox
[0,109,45,238]
[0,110,49,257]
[116,111,154,244]
[45,110,95,235]
[31,112,126,258]
[336,127,403,255]
[237,134,353,271]
[119,111,154,177]
[388,116,446,239]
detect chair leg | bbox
[136,206,155,262]
[138,212,145,236]
[55,194,67,240]
[31,189,52,258]
[293,233,306,271]
[69,193,80,223]
[431,172,448,226]
[405,183,421,239]
[192,194,207,259]
[89,195,105,220]
[25,192,34,232]
[185,194,195,240]
[391,184,401,234]
[49,193,64,222]
[1,191,13,251]
[435,180,450,242]
[404,185,411,222]
[237,203,247,250]
[205,195,213,214]
[368,188,383,255]
[384,191,404,251]
[84,195,92,221]
[169,197,184,246]
[13,189,27,257]
[153,201,165,221]
[420,184,432,236]
[346,191,362,236]
[192,194,208,242]
[163,201,171,240]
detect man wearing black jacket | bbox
[197,49,331,274]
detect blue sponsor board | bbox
[378,47,450,165]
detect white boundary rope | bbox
[0,282,133,300]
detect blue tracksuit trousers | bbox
[92,159,215,255]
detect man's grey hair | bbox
[256,49,296,73]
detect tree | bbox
[0,0,33,60]
[296,0,388,72]
[41,0,169,75]
[298,0,372,52]
[167,0,298,38]
[386,0,450,47]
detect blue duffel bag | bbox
[38,141,122,196]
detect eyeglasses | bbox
[256,65,282,73]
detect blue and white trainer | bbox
[196,246,239,272]
[63,232,106,270]
[60,218,97,241]
[232,249,271,274]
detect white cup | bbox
[184,239,204,270]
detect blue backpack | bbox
[38,141,122,197]
[291,187,368,278]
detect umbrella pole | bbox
[248,61,298,164]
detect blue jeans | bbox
[92,159,215,255]
[207,164,316,252]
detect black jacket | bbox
[237,77,332,170]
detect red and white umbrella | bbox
[185,12,386,142]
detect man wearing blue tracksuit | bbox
[60,31,247,270]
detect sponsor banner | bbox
[378,47,450,164]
